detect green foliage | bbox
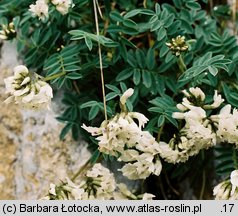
[215,145,238,176]
[149,96,178,128]
[179,52,231,83]
[69,30,119,50]
[44,45,82,88]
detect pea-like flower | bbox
[213,170,238,200]
[231,170,238,187]
[4,65,53,109]
[51,0,73,15]
[159,87,220,164]
[42,163,154,200]
[82,88,162,180]
[213,180,232,200]
[29,0,49,21]
[211,105,238,147]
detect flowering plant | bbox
[1,0,238,199]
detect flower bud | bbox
[166,35,188,56]
[120,88,134,105]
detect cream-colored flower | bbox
[118,149,139,162]
[84,163,116,199]
[120,163,142,180]
[203,90,224,109]
[158,141,180,163]
[49,183,56,196]
[120,88,134,105]
[176,103,188,111]
[173,105,206,124]
[127,112,148,129]
[213,180,233,200]
[86,163,111,178]
[230,170,238,187]
[4,65,53,109]
[120,153,160,180]
[51,0,73,15]
[153,158,162,176]
[211,105,238,146]
[142,193,155,200]
[158,120,215,164]
[189,87,205,101]
[29,0,49,21]
[136,131,160,155]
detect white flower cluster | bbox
[158,87,222,164]
[51,0,73,15]
[29,0,49,21]
[29,0,73,20]
[82,89,162,180]
[4,65,53,109]
[211,105,238,148]
[43,163,154,200]
[213,170,238,200]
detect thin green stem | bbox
[93,0,108,122]
[43,71,66,81]
[71,158,91,181]
[199,170,206,200]
[159,176,168,200]
[157,123,164,142]
[163,169,180,196]
[178,55,187,73]
[232,0,237,34]
[199,150,206,200]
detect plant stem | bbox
[43,71,66,81]
[157,123,164,142]
[158,176,168,200]
[232,0,237,34]
[71,158,91,181]
[93,0,108,122]
[178,55,186,73]
[209,0,213,11]
[143,0,147,8]
[199,150,206,200]
[163,170,180,196]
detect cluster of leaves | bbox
[2,0,238,199]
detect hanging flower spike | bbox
[29,0,49,21]
[159,87,219,164]
[4,65,53,109]
[82,88,163,180]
